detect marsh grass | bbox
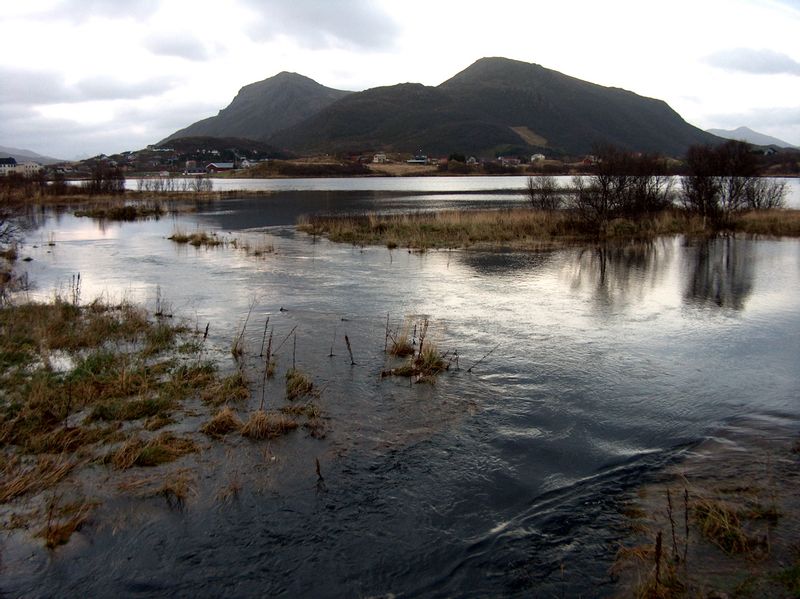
[74,202,165,221]
[38,496,94,548]
[382,317,449,381]
[299,208,800,249]
[168,229,224,247]
[111,432,199,470]
[0,455,77,502]
[285,368,314,400]
[158,470,195,509]
[241,409,298,440]
[200,371,250,406]
[200,406,243,438]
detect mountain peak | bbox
[706,126,797,149]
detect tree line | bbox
[527,141,787,229]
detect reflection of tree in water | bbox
[567,240,672,309]
[457,250,554,276]
[684,237,754,310]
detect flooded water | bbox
[5,189,800,597]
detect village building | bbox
[205,162,235,173]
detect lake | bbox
[122,174,800,208]
[4,185,800,597]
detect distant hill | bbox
[163,58,722,157]
[0,144,64,165]
[706,126,797,149]
[160,72,351,144]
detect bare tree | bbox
[525,175,562,210]
[681,141,785,225]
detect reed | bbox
[200,406,243,438]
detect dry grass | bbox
[38,498,94,548]
[693,496,757,555]
[298,208,800,249]
[285,368,314,400]
[74,202,165,221]
[168,229,224,247]
[0,454,76,502]
[158,470,195,508]
[732,209,800,236]
[200,371,250,406]
[200,406,242,438]
[110,432,199,470]
[241,410,298,440]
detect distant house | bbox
[372,153,389,164]
[530,154,546,163]
[205,162,234,173]
[499,156,521,167]
[466,156,478,165]
[406,154,428,165]
[0,157,42,177]
[0,157,17,176]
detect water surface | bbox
[5,190,800,597]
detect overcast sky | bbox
[1,0,799,159]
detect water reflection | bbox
[565,240,673,310]
[457,250,554,276]
[683,237,754,310]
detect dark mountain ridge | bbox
[162,57,721,157]
[161,72,351,143]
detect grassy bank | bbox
[0,294,313,548]
[297,208,800,250]
[613,425,800,598]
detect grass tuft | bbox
[200,406,242,438]
[241,410,298,440]
[285,368,314,400]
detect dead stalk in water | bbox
[345,334,356,365]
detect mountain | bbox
[164,58,722,157]
[706,126,797,149]
[160,72,351,144]
[0,144,64,165]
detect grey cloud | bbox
[0,99,220,159]
[706,48,800,76]
[144,34,212,61]
[75,76,177,101]
[240,0,399,50]
[0,67,176,104]
[0,68,72,105]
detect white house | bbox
[531,154,546,163]
[372,153,389,164]
[0,157,43,177]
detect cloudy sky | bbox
[1,0,799,159]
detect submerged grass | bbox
[285,368,314,400]
[110,432,199,469]
[241,409,298,440]
[200,406,242,438]
[168,229,224,247]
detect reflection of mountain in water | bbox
[684,237,754,310]
[566,241,673,310]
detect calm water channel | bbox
[4,184,800,597]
